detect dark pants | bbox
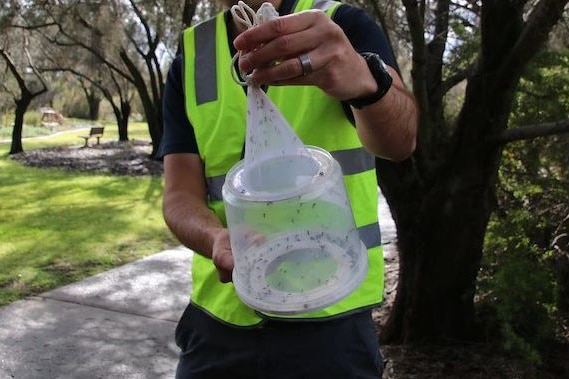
[175,304,383,379]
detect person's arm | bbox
[233,10,418,161]
[350,62,417,161]
[162,153,234,282]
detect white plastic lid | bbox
[223,146,336,202]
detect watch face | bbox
[368,53,389,77]
[378,57,388,72]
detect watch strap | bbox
[346,52,393,109]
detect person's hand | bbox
[211,228,266,282]
[233,10,377,101]
[211,229,234,283]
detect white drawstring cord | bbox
[230,1,257,29]
[230,1,279,86]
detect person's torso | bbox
[180,0,384,327]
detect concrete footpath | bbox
[0,198,396,379]
[0,247,193,378]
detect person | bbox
[159,0,418,377]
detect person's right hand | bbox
[211,229,234,283]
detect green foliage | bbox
[445,17,480,70]
[23,110,41,128]
[511,51,569,126]
[482,210,557,363]
[60,91,91,119]
[480,49,569,364]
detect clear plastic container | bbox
[222,146,368,315]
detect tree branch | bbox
[23,41,48,95]
[502,0,569,78]
[402,0,428,118]
[491,119,569,145]
[441,60,476,94]
[367,0,401,74]
[36,3,133,83]
[0,48,27,92]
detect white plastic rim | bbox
[232,239,368,315]
[223,146,338,203]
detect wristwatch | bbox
[346,52,393,109]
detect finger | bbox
[248,233,266,247]
[250,51,320,84]
[233,10,322,52]
[214,251,234,283]
[238,21,323,74]
[249,56,306,83]
[218,268,233,283]
[214,247,234,270]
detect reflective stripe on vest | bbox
[194,20,217,105]
[183,0,383,326]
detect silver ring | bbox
[298,54,313,76]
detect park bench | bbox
[79,127,105,147]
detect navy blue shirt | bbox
[159,0,395,158]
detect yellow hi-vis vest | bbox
[181,0,383,326]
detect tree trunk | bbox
[117,101,131,142]
[9,97,31,155]
[379,0,567,343]
[380,161,496,342]
[87,93,101,121]
[381,68,516,342]
[80,82,102,121]
[108,97,129,142]
[144,101,162,159]
[119,49,162,158]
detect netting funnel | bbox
[222,87,368,315]
[242,86,317,195]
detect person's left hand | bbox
[233,10,377,102]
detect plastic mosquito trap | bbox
[221,2,368,315]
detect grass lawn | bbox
[0,122,179,306]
